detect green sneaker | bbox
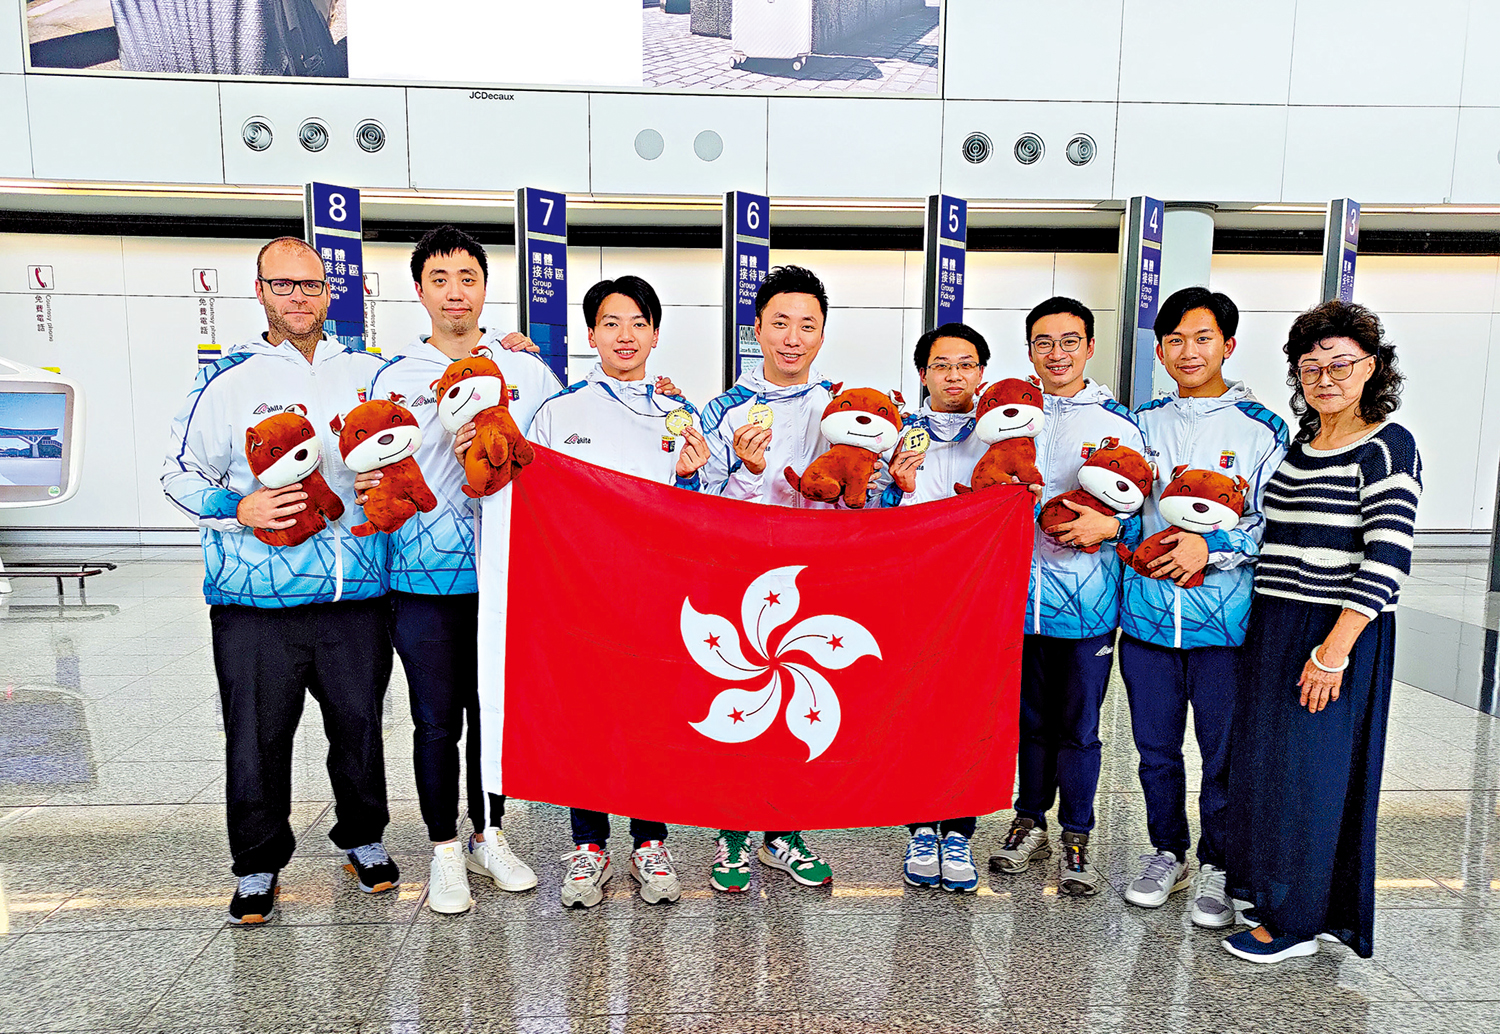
[758,832,833,887]
[711,830,752,893]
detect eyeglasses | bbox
[1297,355,1373,385]
[925,360,983,374]
[259,277,327,296]
[1029,335,1085,354]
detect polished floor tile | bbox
[2,553,1500,1031]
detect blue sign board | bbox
[723,190,771,387]
[1136,196,1164,332]
[923,194,967,329]
[1339,199,1359,303]
[1321,198,1360,305]
[516,187,569,382]
[303,181,366,350]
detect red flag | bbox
[479,448,1032,831]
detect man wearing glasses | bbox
[872,321,991,891]
[989,297,1144,897]
[163,236,397,926]
[1116,288,1287,927]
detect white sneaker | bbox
[630,840,682,904]
[427,841,474,915]
[1189,863,1235,928]
[1123,850,1189,908]
[466,827,538,892]
[560,844,611,908]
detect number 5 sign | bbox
[922,194,967,331]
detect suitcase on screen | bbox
[731,0,813,70]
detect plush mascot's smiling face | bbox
[973,378,1044,444]
[245,408,322,489]
[1158,466,1249,533]
[432,351,508,434]
[334,400,424,474]
[818,388,903,453]
[1075,437,1155,515]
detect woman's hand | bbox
[1298,645,1345,713]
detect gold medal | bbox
[747,402,774,430]
[664,407,693,437]
[902,427,931,454]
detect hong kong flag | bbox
[478,448,1032,831]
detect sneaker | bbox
[228,871,278,925]
[1123,850,1189,908]
[903,828,941,887]
[989,816,1051,874]
[1222,928,1319,964]
[940,832,979,892]
[560,843,611,908]
[1058,831,1102,897]
[758,832,833,887]
[710,830,753,893]
[427,841,473,915]
[630,840,682,904]
[344,842,400,894]
[467,827,538,892]
[1189,863,1235,928]
[1240,906,1340,943]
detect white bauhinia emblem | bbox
[683,565,880,761]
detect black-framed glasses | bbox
[259,277,327,296]
[1298,354,1373,385]
[1029,334,1085,354]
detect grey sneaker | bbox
[989,817,1052,874]
[559,844,611,908]
[629,840,682,904]
[1123,850,1189,908]
[1058,831,1102,897]
[1189,863,1235,928]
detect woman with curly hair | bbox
[1223,300,1422,964]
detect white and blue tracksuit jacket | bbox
[1029,381,1145,640]
[870,403,986,507]
[530,363,700,489]
[161,336,387,608]
[368,331,563,596]
[1122,383,1290,649]
[700,363,837,508]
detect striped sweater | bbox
[1255,422,1421,619]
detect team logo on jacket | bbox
[509,386,521,402]
[661,436,676,453]
[356,388,368,403]
[684,566,880,761]
[564,433,591,445]
[1080,442,1097,459]
[1219,450,1236,469]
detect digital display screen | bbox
[25,1,942,96]
[0,391,66,492]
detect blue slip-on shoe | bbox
[1222,927,1319,964]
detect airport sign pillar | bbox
[516,187,570,383]
[304,182,366,351]
[1115,195,1164,410]
[1321,198,1360,304]
[723,191,771,391]
[922,194,967,332]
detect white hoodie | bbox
[700,362,836,508]
[870,402,987,507]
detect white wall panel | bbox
[941,101,1115,201]
[1220,310,1298,426]
[590,94,766,196]
[1114,103,1287,203]
[943,0,1123,102]
[773,249,907,309]
[1281,107,1459,204]
[961,310,1032,383]
[1289,0,1468,107]
[812,307,904,396]
[120,237,260,302]
[1471,316,1500,529]
[897,308,923,404]
[0,231,126,295]
[650,305,723,408]
[0,0,23,73]
[1119,0,1295,105]
[0,74,29,178]
[1449,106,1500,204]
[1461,0,1500,106]
[964,252,1055,311]
[1352,255,1499,314]
[601,248,720,307]
[1053,252,1119,312]
[27,76,223,184]
[220,82,409,188]
[768,98,940,198]
[408,89,589,194]
[1380,311,1486,529]
[1211,253,1322,314]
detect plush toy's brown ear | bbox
[1172,463,1190,481]
[890,389,907,409]
[429,375,443,392]
[286,403,308,416]
[245,427,263,455]
[387,391,405,405]
[1100,436,1119,450]
[1028,375,1042,388]
[473,345,493,359]
[329,414,344,435]
[827,381,844,397]
[1235,476,1251,494]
